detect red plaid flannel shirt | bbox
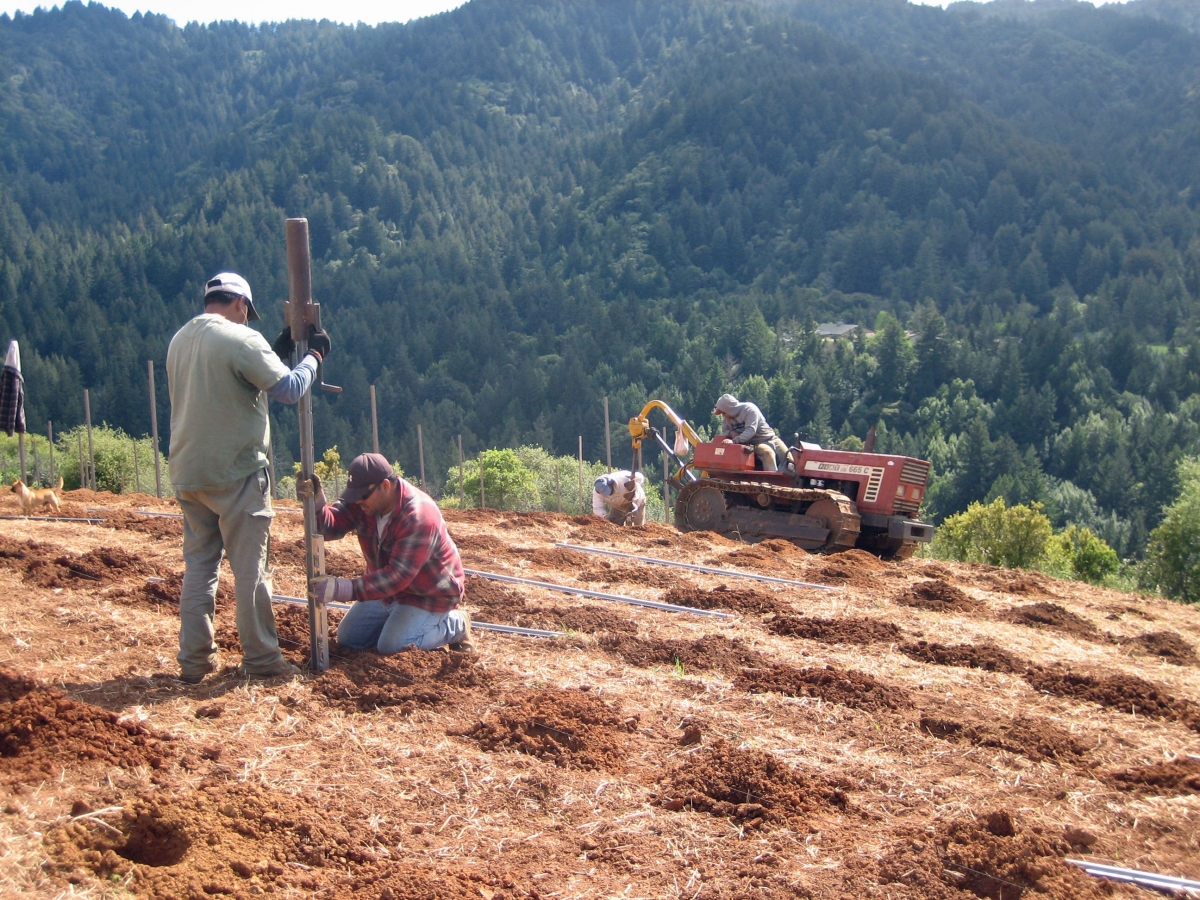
[317,478,464,613]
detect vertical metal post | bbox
[31,440,39,485]
[84,389,95,490]
[76,431,84,490]
[148,361,162,498]
[457,434,465,508]
[47,421,55,485]
[603,396,611,469]
[287,216,329,673]
[664,449,670,523]
[133,438,141,494]
[577,435,584,513]
[370,385,379,455]
[417,424,426,489]
[479,454,486,509]
[18,433,26,484]
[556,464,561,513]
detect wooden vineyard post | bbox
[417,424,426,490]
[47,421,55,485]
[370,385,380,455]
[133,438,141,493]
[604,396,611,469]
[148,361,163,498]
[457,434,465,508]
[84,389,96,490]
[577,435,584,514]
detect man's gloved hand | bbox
[306,326,331,360]
[271,328,296,363]
[312,575,354,605]
[295,474,327,511]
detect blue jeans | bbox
[336,600,468,654]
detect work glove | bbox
[271,328,296,363]
[312,575,354,605]
[295,474,327,513]
[306,326,331,360]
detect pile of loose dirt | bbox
[767,615,902,645]
[878,812,1111,899]
[920,714,1089,762]
[1127,630,1197,665]
[271,537,361,578]
[598,633,769,675]
[1104,757,1200,795]
[735,664,910,711]
[519,546,595,570]
[661,584,789,616]
[899,641,1024,674]
[989,571,1058,597]
[442,508,509,526]
[311,645,485,713]
[1025,665,1200,731]
[1002,602,1105,641]
[464,575,529,621]
[581,561,678,588]
[451,532,511,555]
[532,604,637,634]
[455,688,636,769]
[894,579,982,613]
[0,536,157,588]
[88,508,183,539]
[45,784,531,899]
[720,544,801,572]
[0,667,173,781]
[658,741,846,827]
[803,558,884,589]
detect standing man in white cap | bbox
[593,470,646,526]
[306,452,473,654]
[166,271,331,683]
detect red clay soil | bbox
[310,646,486,714]
[1127,630,1197,665]
[598,633,769,674]
[271,537,361,578]
[661,584,790,615]
[803,558,886,589]
[0,535,157,588]
[451,532,511,555]
[0,668,175,783]
[894,579,982,612]
[878,812,1113,900]
[464,574,529,620]
[85,507,184,539]
[657,740,847,827]
[989,571,1059,597]
[735,664,911,711]
[580,561,679,588]
[527,604,639,634]
[899,641,1025,674]
[919,714,1090,762]
[1025,665,1200,731]
[767,614,903,645]
[1001,602,1105,641]
[44,784,537,900]
[1104,757,1200,795]
[518,546,596,570]
[454,687,637,770]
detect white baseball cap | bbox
[204,272,259,321]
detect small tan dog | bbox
[11,477,63,515]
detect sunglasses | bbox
[358,481,383,502]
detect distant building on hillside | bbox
[816,322,864,339]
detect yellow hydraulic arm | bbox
[627,400,703,483]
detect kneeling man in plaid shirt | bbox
[309,452,474,653]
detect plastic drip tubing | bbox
[556,542,839,591]
[1065,859,1200,893]
[462,567,732,618]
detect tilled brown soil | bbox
[1002,601,1106,641]
[899,640,1025,674]
[2,490,1198,899]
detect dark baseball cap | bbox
[340,452,395,503]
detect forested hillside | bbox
[1,0,1198,557]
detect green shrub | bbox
[933,497,1052,569]
[444,448,540,511]
[1139,457,1200,603]
[49,425,171,495]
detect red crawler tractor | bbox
[628,401,934,559]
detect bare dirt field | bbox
[1,489,1198,899]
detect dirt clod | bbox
[736,664,910,711]
[1105,757,1200,795]
[599,633,768,675]
[899,641,1024,674]
[768,615,902,645]
[1002,602,1104,641]
[894,579,981,612]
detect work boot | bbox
[178,654,222,685]
[449,610,476,653]
[239,659,303,679]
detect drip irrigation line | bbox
[1066,859,1200,893]
[462,567,732,618]
[269,593,565,638]
[0,515,104,524]
[556,542,840,591]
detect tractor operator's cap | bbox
[594,476,615,497]
[341,452,394,503]
[204,272,259,321]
